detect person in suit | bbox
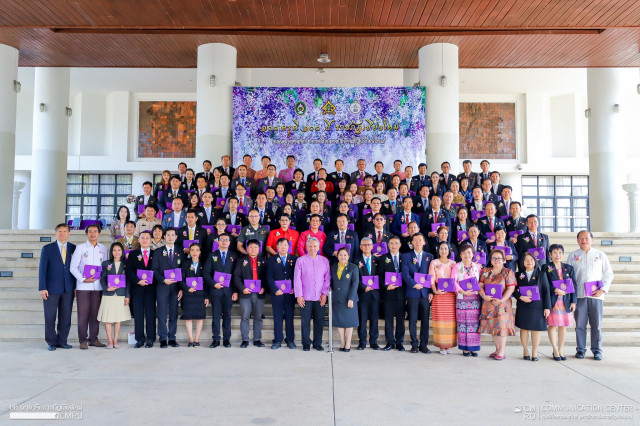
[467,187,486,217]
[257,165,282,194]
[324,213,359,262]
[495,185,514,218]
[477,203,505,242]
[230,165,256,196]
[151,228,184,348]
[161,176,188,214]
[225,184,253,212]
[427,172,446,200]
[266,238,298,350]
[154,170,171,201]
[357,197,383,237]
[457,160,479,189]
[126,231,156,348]
[198,192,218,227]
[350,158,368,183]
[372,161,391,188]
[477,160,491,187]
[412,185,431,214]
[505,202,527,242]
[134,181,158,219]
[514,252,551,362]
[161,198,187,230]
[480,178,498,203]
[177,162,188,184]
[487,227,519,272]
[195,159,214,183]
[233,240,267,348]
[410,163,429,194]
[202,233,238,348]
[181,168,197,192]
[116,221,139,253]
[328,159,351,186]
[363,213,392,250]
[452,207,472,248]
[212,174,235,207]
[232,154,257,180]
[391,197,419,237]
[544,244,578,361]
[354,237,380,350]
[222,198,248,228]
[439,161,456,189]
[214,154,235,178]
[179,243,209,347]
[515,214,551,270]
[177,210,209,259]
[466,225,488,263]
[421,196,452,248]
[331,247,360,352]
[98,242,131,349]
[39,223,76,351]
[110,205,131,243]
[378,236,405,351]
[286,169,307,197]
[489,171,505,198]
[401,233,434,354]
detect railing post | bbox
[328,289,333,353]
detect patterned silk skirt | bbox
[479,299,516,337]
[456,294,481,351]
[547,296,574,327]
[432,292,457,349]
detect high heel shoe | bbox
[523,355,531,360]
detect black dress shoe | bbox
[303,345,310,351]
[357,343,366,350]
[410,346,419,353]
[594,353,603,361]
[313,345,324,351]
[286,341,297,349]
[370,343,380,350]
[523,355,531,360]
[470,351,478,357]
[575,352,585,359]
[209,340,220,348]
[271,342,281,350]
[382,344,394,351]
[145,342,154,348]
[223,339,231,348]
[463,351,471,357]
[253,340,265,347]
[419,346,432,354]
[134,341,144,349]
[47,345,56,351]
[160,341,168,348]
[396,343,405,351]
[240,341,249,348]
[168,340,179,348]
[57,344,72,349]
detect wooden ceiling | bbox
[1,0,639,68]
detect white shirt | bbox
[567,248,614,300]
[173,211,182,224]
[70,240,108,291]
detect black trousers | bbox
[384,299,405,345]
[271,293,295,344]
[132,285,156,343]
[357,298,379,345]
[211,294,233,341]
[156,284,179,341]
[407,297,430,347]
[300,300,324,347]
[43,292,74,346]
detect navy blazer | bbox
[160,189,188,213]
[265,253,297,294]
[513,267,552,311]
[202,249,238,297]
[150,245,185,286]
[543,262,578,311]
[354,254,380,301]
[378,253,405,300]
[391,210,419,236]
[401,251,433,299]
[38,242,76,293]
[330,262,360,305]
[477,216,506,241]
[100,259,129,298]
[323,229,360,262]
[420,209,452,243]
[515,231,551,269]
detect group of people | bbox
[39,154,614,360]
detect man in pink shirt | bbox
[293,237,330,351]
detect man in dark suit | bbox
[305,158,324,196]
[410,163,429,194]
[328,159,351,186]
[480,178,499,203]
[357,197,384,237]
[161,175,188,214]
[203,232,238,348]
[412,185,431,214]
[178,209,209,258]
[489,171,505,197]
[477,160,491,187]
[134,181,158,218]
[515,214,551,270]
[256,165,282,195]
[457,160,479,189]
[233,240,268,348]
[350,158,368,183]
[379,236,405,351]
[391,197,419,237]
[151,228,185,348]
[401,233,434,354]
[504,202,527,243]
[198,192,218,227]
[230,165,256,196]
[495,185,514,218]
[477,203,505,242]
[439,161,456,189]
[214,154,235,178]
[266,238,298,350]
[324,214,359,263]
[212,174,235,206]
[195,159,214,183]
[372,161,391,187]
[39,224,76,351]
[420,196,452,247]
[363,213,392,247]
[126,231,156,348]
[354,237,381,350]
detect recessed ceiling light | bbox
[317,53,331,63]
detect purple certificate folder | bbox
[509,230,524,238]
[213,271,231,287]
[584,280,603,297]
[244,279,262,293]
[363,208,372,216]
[164,268,182,282]
[460,277,480,291]
[186,277,204,291]
[108,274,126,288]
[401,224,408,234]
[347,223,355,231]
[437,277,456,292]
[226,224,241,234]
[136,270,154,283]
[216,198,227,208]
[519,285,540,301]
[528,247,546,261]
[211,241,220,252]
[473,252,487,264]
[334,243,351,252]
[182,239,197,249]
[137,204,146,214]
[552,279,575,294]
[484,283,502,298]
[457,230,469,243]
[202,225,215,234]
[500,215,511,221]
[372,242,388,255]
[82,265,102,279]
[385,272,402,286]
[275,279,292,294]
[238,206,250,215]
[431,222,445,233]
[413,272,431,286]
[485,232,496,243]
[362,275,379,290]
[471,210,486,221]
[494,245,512,256]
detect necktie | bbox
[241,178,245,186]
[189,228,194,240]
[340,231,345,244]
[174,191,177,198]
[169,248,173,263]
[365,257,371,274]
[206,208,211,220]
[393,255,399,272]
[240,197,243,206]
[260,210,264,221]
[221,251,226,266]
[281,256,286,266]
[143,250,148,267]
[490,218,494,232]
[405,214,410,224]
[61,244,66,264]
[360,172,364,179]
[378,231,382,244]
[222,188,227,198]
[416,254,421,268]
[533,234,538,246]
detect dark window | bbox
[66,174,132,225]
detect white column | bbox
[622,183,640,233]
[29,68,70,230]
[587,68,626,232]
[12,181,25,229]
[196,43,237,166]
[0,44,19,229]
[418,43,459,175]
[14,171,31,229]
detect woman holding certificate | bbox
[180,243,209,347]
[98,242,131,349]
[450,243,483,357]
[478,249,517,360]
[514,252,551,361]
[429,241,456,355]
[544,244,577,361]
[330,248,360,352]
